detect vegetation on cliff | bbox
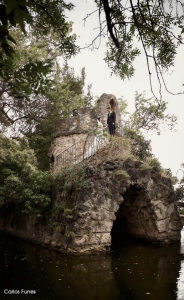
[0,0,181,222]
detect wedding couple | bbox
[97,106,116,135]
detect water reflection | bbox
[177,227,184,299]
[112,243,181,300]
[0,232,184,300]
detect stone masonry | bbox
[49,94,123,170]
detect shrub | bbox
[88,136,133,165]
[144,156,162,170]
[113,170,130,180]
[53,162,89,193]
[0,134,51,215]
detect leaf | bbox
[13,8,26,34]
[0,25,9,36]
[18,4,33,23]
[6,0,18,16]
[0,4,7,26]
[7,34,17,45]
[19,1,35,8]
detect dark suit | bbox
[107,111,116,135]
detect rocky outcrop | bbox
[68,159,182,252]
[0,158,182,254]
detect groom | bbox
[107,107,116,136]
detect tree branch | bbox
[101,0,120,48]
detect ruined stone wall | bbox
[48,107,97,169]
[49,94,123,170]
[53,107,97,138]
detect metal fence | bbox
[54,122,123,170]
[54,135,109,170]
[54,138,85,169]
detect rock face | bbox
[67,159,182,252]
[0,158,182,254]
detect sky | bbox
[61,0,184,180]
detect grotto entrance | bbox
[111,184,149,250]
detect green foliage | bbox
[0,134,51,215]
[53,163,89,193]
[113,170,130,180]
[124,127,152,161]
[143,156,162,171]
[94,0,184,93]
[179,208,184,215]
[25,61,92,170]
[0,2,79,133]
[48,203,74,236]
[130,92,177,134]
[46,61,91,118]
[0,33,92,169]
[117,97,129,116]
[63,208,73,219]
[0,29,56,131]
[88,137,132,165]
[105,37,140,80]
[175,185,184,201]
[1,0,183,98]
[123,91,176,161]
[0,0,78,63]
[161,168,178,185]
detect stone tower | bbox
[96,93,122,129]
[48,94,123,170]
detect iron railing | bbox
[55,138,85,169]
[54,134,109,170]
[54,122,123,169]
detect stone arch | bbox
[109,98,116,112]
[111,184,150,249]
[110,182,182,249]
[96,93,122,130]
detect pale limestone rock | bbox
[0,157,182,254]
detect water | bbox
[1,230,184,300]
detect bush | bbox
[0,134,51,215]
[113,170,130,180]
[88,136,133,165]
[144,156,162,170]
[53,162,89,193]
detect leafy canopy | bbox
[0,0,78,59]
[118,91,177,160]
[91,0,184,98]
[0,134,51,216]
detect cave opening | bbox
[111,184,148,250]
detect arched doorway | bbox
[110,98,116,112]
[111,184,151,249]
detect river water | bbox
[1,230,184,300]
